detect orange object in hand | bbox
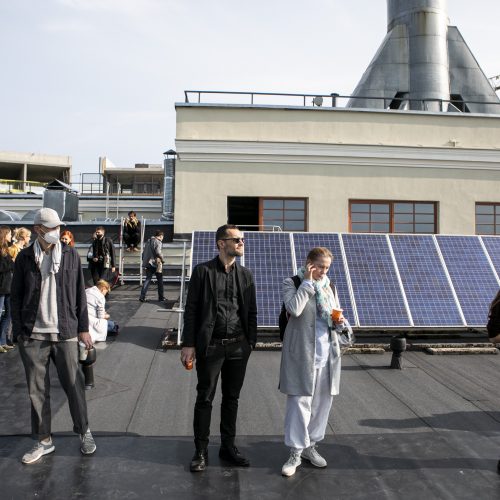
[185,359,193,370]
[331,308,343,323]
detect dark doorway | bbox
[227,197,259,231]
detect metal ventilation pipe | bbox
[388,0,450,111]
[162,149,176,221]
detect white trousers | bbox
[284,363,333,451]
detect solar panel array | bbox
[190,231,500,329]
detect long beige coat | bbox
[279,277,342,397]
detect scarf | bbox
[34,239,61,275]
[297,266,335,327]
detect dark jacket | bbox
[91,236,116,268]
[182,257,257,356]
[0,252,14,295]
[487,299,500,339]
[11,243,89,340]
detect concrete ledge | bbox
[424,347,499,355]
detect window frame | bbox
[349,200,438,234]
[475,202,500,235]
[259,197,308,232]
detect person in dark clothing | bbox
[181,224,257,472]
[11,208,96,464]
[139,230,165,302]
[123,211,141,252]
[89,226,116,285]
[486,290,500,474]
[0,226,14,352]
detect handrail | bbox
[183,90,500,112]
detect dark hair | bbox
[215,224,240,249]
[0,226,11,257]
[95,226,105,232]
[128,211,136,217]
[155,230,164,237]
[306,247,333,263]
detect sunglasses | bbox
[221,237,245,244]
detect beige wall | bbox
[174,105,500,235]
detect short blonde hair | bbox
[14,227,31,242]
[96,280,111,293]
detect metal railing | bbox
[0,179,46,194]
[183,90,500,113]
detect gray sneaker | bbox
[22,440,55,464]
[301,445,327,467]
[80,429,96,455]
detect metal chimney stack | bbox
[348,0,500,113]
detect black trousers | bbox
[194,339,251,450]
[18,338,88,440]
[89,262,105,285]
[124,233,140,248]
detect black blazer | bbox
[182,257,257,356]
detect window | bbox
[350,201,437,234]
[260,198,307,231]
[476,203,500,235]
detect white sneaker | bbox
[80,428,96,455]
[301,445,327,467]
[22,440,55,464]
[282,450,302,477]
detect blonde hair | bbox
[13,227,31,243]
[0,226,11,257]
[96,279,111,293]
[306,247,333,263]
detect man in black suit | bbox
[181,224,257,472]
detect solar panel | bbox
[342,234,410,327]
[436,236,498,326]
[480,236,500,283]
[389,235,464,326]
[243,232,294,327]
[190,231,218,272]
[292,233,356,326]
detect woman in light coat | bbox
[279,247,345,477]
[85,280,117,342]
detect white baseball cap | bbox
[33,208,65,228]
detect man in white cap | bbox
[11,208,96,464]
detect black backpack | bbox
[278,276,301,341]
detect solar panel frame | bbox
[479,236,500,285]
[435,235,499,326]
[389,234,465,327]
[292,232,357,327]
[342,233,411,327]
[243,231,294,328]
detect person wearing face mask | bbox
[10,208,96,464]
[89,226,116,285]
[279,247,345,477]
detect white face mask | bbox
[42,228,60,245]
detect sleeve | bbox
[247,273,258,346]
[283,277,315,317]
[10,254,26,337]
[75,253,89,333]
[182,265,202,347]
[96,295,106,319]
[108,238,116,267]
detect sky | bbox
[1,0,499,183]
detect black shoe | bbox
[139,298,146,303]
[158,297,166,301]
[219,445,250,467]
[190,449,208,472]
[497,459,500,474]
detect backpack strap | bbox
[291,275,301,289]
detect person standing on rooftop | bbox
[279,247,345,477]
[11,208,96,464]
[181,224,257,472]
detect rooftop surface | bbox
[1,285,499,499]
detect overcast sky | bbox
[1,0,499,182]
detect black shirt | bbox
[212,257,244,339]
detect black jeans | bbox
[193,339,251,451]
[18,338,89,440]
[124,233,140,248]
[89,262,106,285]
